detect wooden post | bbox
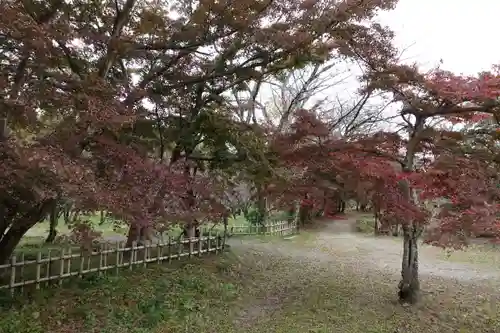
[67,247,72,276]
[208,229,212,252]
[115,242,120,275]
[168,236,172,263]
[19,252,24,293]
[198,234,202,257]
[188,236,192,258]
[157,239,162,264]
[215,233,220,254]
[130,241,136,270]
[103,244,108,272]
[79,251,84,278]
[58,249,64,285]
[9,255,16,295]
[98,245,104,276]
[46,249,52,287]
[35,251,41,290]
[177,236,182,260]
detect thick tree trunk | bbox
[125,224,140,248]
[298,196,312,226]
[45,203,59,244]
[396,115,424,304]
[184,223,196,253]
[125,224,156,260]
[125,224,155,247]
[0,201,53,264]
[398,225,420,304]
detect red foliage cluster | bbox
[267,91,500,246]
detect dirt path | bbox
[228,215,500,283]
[224,215,500,332]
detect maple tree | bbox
[361,62,500,303]
[262,51,500,305]
[0,0,399,263]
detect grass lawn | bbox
[19,214,251,252]
[1,234,499,333]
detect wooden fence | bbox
[0,220,298,294]
[0,233,225,294]
[229,220,298,236]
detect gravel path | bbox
[228,216,500,283]
[102,215,500,282]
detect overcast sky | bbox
[377,0,499,75]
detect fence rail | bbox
[0,220,298,294]
[0,233,225,294]
[229,220,298,236]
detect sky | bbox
[377,0,499,75]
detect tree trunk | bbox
[125,224,155,247]
[397,117,424,304]
[299,205,313,225]
[125,224,141,248]
[256,185,268,232]
[374,217,381,235]
[63,202,72,224]
[287,203,296,226]
[124,224,155,260]
[398,225,420,304]
[184,223,196,253]
[99,210,105,225]
[222,215,228,249]
[45,202,59,244]
[392,224,400,237]
[373,200,381,236]
[0,201,53,264]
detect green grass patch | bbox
[433,243,500,266]
[0,256,242,333]
[354,217,375,234]
[17,214,251,254]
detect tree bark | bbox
[373,197,382,235]
[45,202,59,244]
[0,201,53,264]
[397,116,424,304]
[287,203,296,226]
[256,184,268,232]
[399,224,420,304]
[99,210,105,225]
[125,224,155,247]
